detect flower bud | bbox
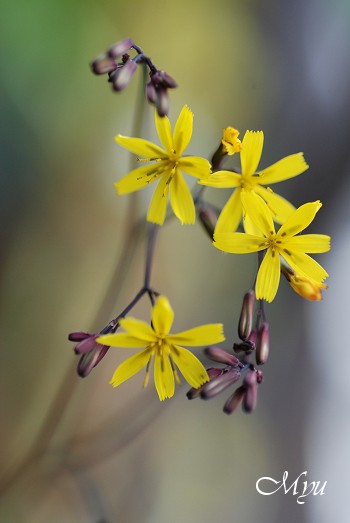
[107,38,134,59]
[282,266,328,301]
[186,368,222,399]
[223,386,245,414]
[111,60,137,91]
[256,322,269,365]
[68,331,91,342]
[200,368,241,399]
[205,347,241,366]
[221,127,242,156]
[77,344,109,378]
[238,290,255,340]
[155,87,169,117]
[146,81,157,104]
[242,383,257,413]
[91,54,118,75]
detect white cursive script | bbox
[256,471,327,504]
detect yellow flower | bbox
[115,105,211,225]
[199,130,309,233]
[213,192,330,302]
[222,127,242,155]
[281,266,328,301]
[97,296,225,401]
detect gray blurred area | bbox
[1,0,349,521]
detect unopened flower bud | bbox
[282,265,328,301]
[200,368,241,399]
[205,347,241,366]
[223,386,245,414]
[111,60,137,91]
[256,370,264,384]
[243,369,257,388]
[256,321,269,365]
[68,331,91,342]
[222,127,243,156]
[198,206,218,239]
[73,334,98,355]
[242,383,257,413]
[146,81,157,104]
[187,368,222,399]
[77,344,109,378]
[155,87,169,117]
[91,54,118,75]
[238,289,255,340]
[107,38,134,59]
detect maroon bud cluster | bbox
[91,38,177,116]
[68,331,110,378]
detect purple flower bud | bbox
[238,290,255,340]
[77,344,110,378]
[205,347,241,366]
[107,38,134,59]
[155,87,169,117]
[146,81,157,104]
[243,383,257,413]
[187,367,222,399]
[151,70,177,88]
[223,386,246,415]
[200,368,241,399]
[256,322,269,365]
[243,369,257,388]
[68,331,91,342]
[198,206,217,239]
[73,335,99,355]
[91,55,118,75]
[111,60,137,91]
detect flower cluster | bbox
[68,38,332,416]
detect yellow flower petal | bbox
[281,251,329,282]
[173,105,193,156]
[259,153,309,184]
[169,171,195,224]
[155,111,173,153]
[278,201,322,238]
[97,333,148,348]
[152,296,174,336]
[179,157,211,179]
[167,324,225,347]
[170,345,209,389]
[154,351,175,400]
[284,234,331,253]
[115,163,166,194]
[241,191,275,237]
[109,348,152,387]
[118,317,157,341]
[215,189,242,233]
[254,185,295,224]
[243,211,262,235]
[147,174,170,225]
[255,248,281,302]
[115,135,166,159]
[241,131,264,177]
[198,170,241,188]
[214,232,266,254]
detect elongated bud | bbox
[198,206,217,239]
[155,87,169,117]
[77,345,109,377]
[111,60,137,91]
[223,386,245,414]
[238,290,255,340]
[200,368,241,399]
[243,383,257,413]
[73,335,98,355]
[187,368,222,399]
[256,322,269,365]
[91,54,118,75]
[107,38,134,59]
[205,347,241,366]
[146,81,157,103]
[233,339,255,354]
[68,331,91,342]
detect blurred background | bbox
[1,0,349,521]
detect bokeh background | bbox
[1,0,350,521]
